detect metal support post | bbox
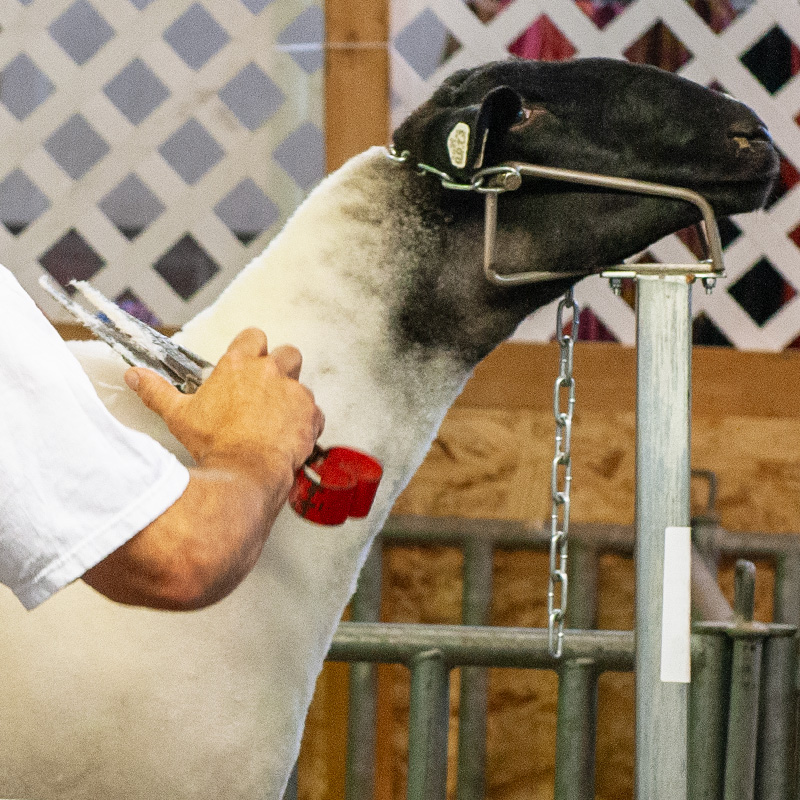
[724,636,762,800]
[689,623,732,800]
[345,539,383,800]
[565,540,599,630]
[555,541,599,800]
[756,625,798,800]
[724,560,763,800]
[634,275,692,800]
[407,650,450,800]
[555,657,599,800]
[457,536,493,800]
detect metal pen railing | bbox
[330,621,634,799]
[282,515,800,800]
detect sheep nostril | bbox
[728,121,772,145]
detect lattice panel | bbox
[0,0,324,325]
[390,0,800,351]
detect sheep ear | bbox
[393,86,523,181]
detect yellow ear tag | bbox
[447,122,470,169]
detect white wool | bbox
[0,149,473,800]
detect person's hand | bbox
[83,329,323,610]
[124,328,324,487]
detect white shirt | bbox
[0,266,190,609]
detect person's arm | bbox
[82,328,324,610]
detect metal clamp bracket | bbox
[386,148,726,290]
[483,162,725,288]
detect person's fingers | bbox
[225,327,269,358]
[294,382,324,441]
[125,368,185,422]
[270,345,303,380]
[292,403,325,468]
[313,406,325,441]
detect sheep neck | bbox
[175,148,477,480]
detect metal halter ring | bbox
[385,146,411,164]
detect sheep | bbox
[0,57,778,800]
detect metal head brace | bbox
[386,147,726,289]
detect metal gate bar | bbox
[408,650,451,799]
[456,536,493,800]
[689,623,731,800]
[331,623,633,800]
[756,628,798,799]
[375,515,800,799]
[324,519,800,800]
[329,623,636,669]
[689,561,799,800]
[344,540,383,800]
[380,515,800,629]
[326,597,796,799]
[554,540,600,800]
[332,625,633,800]
[554,656,599,800]
[726,562,764,800]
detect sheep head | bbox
[389,57,779,361]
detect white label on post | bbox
[660,526,691,683]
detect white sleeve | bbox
[0,267,190,609]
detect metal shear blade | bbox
[40,275,214,394]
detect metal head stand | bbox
[480,162,726,799]
[629,270,693,798]
[600,184,721,800]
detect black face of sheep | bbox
[390,57,778,358]
[394,59,778,272]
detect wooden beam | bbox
[458,341,800,419]
[54,323,179,341]
[325,0,389,171]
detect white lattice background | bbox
[391,0,800,350]
[0,0,323,326]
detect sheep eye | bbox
[513,107,533,125]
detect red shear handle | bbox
[288,447,383,526]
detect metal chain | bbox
[385,147,522,194]
[388,143,579,654]
[414,162,522,193]
[548,289,580,658]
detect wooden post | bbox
[325,0,390,172]
[298,4,391,798]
